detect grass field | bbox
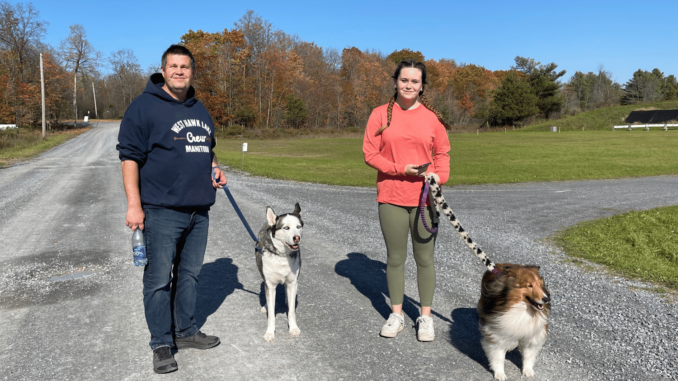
[554,205,678,291]
[214,130,678,187]
[0,127,91,168]
[524,100,678,132]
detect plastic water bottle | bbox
[132,229,147,266]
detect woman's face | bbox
[394,67,423,103]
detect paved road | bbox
[0,122,676,380]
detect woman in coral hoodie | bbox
[362,59,451,342]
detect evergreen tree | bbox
[663,75,678,101]
[284,94,307,128]
[489,72,539,126]
[622,69,662,104]
[511,56,566,118]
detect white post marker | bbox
[242,142,248,169]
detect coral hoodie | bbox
[116,73,216,210]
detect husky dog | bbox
[255,203,303,342]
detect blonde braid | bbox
[375,91,397,136]
[419,93,451,130]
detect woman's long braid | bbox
[375,91,397,136]
[419,93,451,130]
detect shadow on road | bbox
[449,307,521,375]
[335,252,451,325]
[195,258,257,329]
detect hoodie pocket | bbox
[161,172,215,208]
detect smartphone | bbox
[414,163,431,170]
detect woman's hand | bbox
[405,164,427,176]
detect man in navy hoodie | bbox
[117,45,226,374]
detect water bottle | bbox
[132,229,148,266]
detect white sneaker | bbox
[380,313,404,338]
[416,315,435,342]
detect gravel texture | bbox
[0,122,676,380]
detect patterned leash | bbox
[420,175,499,274]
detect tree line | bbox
[0,2,147,127]
[1,4,676,131]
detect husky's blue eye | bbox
[297,225,302,229]
[283,227,290,230]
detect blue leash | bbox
[213,168,261,253]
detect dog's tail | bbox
[426,175,497,273]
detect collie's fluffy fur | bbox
[477,264,551,380]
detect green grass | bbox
[214,130,678,187]
[554,205,678,290]
[215,138,374,186]
[524,100,678,131]
[0,127,91,167]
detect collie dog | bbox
[477,264,551,380]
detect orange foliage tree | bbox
[181,28,249,130]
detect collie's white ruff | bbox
[480,302,548,380]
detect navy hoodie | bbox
[116,73,216,210]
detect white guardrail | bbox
[0,124,17,130]
[613,124,678,131]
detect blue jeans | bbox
[143,207,209,350]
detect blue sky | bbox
[13,0,677,83]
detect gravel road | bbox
[0,122,676,380]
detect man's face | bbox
[161,54,194,95]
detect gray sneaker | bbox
[416,315,435,342]
[175,331,220,350]
[153,346,178,374]
[380,313,405,338]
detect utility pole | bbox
[40,53,46,140]
[92,81,98,119]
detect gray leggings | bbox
[378,203,437,307]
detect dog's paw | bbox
[260,306,267,314]
[522,368,535,378]
[494,372,507,381]
[289,327,300,337]
[264,332,275,342]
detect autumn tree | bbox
[0,1,47,125]
[41,52,71,123]
[108,48,144,113]
[339,47,391,127]
[181,28,249,129]
[59,24,100,126]
[386,48,424,64]
[292,42,342,128]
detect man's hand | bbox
[126,206,145,231]
[212,166,227,189]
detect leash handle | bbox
[420,180,438,234]
[212,168,260,245]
